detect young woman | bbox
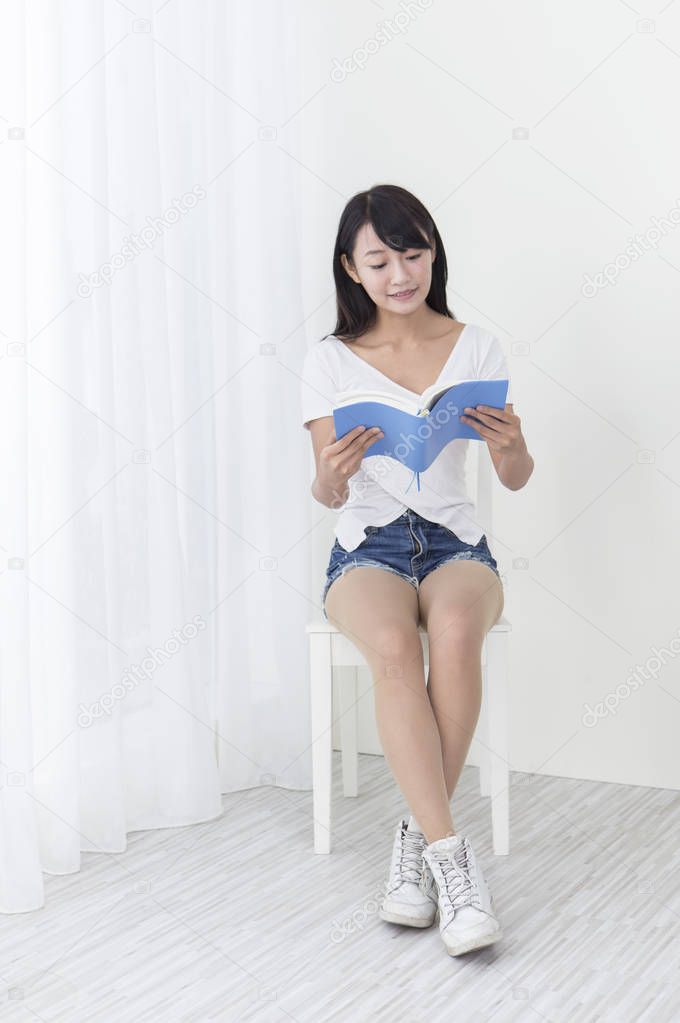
[300,184,534,957]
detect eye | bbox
[369,252,423,269]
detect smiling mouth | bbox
[389,288,417,298]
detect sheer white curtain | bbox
[0,0,313,913]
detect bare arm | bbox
[307,417,384,509]
[461,403,534,492]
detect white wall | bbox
[300,1,680,789]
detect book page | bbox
[419,377,477,411]
[334,389,418,416]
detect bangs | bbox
[365,196,433,253]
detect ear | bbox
[341,252,360,284]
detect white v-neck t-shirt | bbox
[300,323,513,553]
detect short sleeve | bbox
[477,334,513,405]
[300,342,337,429]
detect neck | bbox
[373,303,435,345]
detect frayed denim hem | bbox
[322,560,419,622]
[422,551,501,583]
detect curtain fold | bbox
[0,0,314,913]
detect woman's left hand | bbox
[460,404,525,456]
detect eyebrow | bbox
[364,245,421,256]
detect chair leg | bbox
[310,633,333,854]
[339,667,359,797]
[486,631,510,855]
[478,649,491,797]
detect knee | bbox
[370,622,423,678]
[426,616,485,662]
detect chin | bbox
[378,295,425,312]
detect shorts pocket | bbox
[440,523,463,543]
[355,524,380,548]
[441,524,487,550]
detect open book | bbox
[333,377,509,492]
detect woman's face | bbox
[341,221,435,314]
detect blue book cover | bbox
[333,378,509,493]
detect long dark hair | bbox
[324,184,456,343]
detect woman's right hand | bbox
[317,425,384,493]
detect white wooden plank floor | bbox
[2,756,680,1023]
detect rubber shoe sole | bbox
[378,904,436,928]
[435,908,503,955]
[444,927,503,956]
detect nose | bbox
[390,258,412,287]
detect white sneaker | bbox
[378,817,438,928]
[422,833,502,956]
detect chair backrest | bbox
[473,441,494,538]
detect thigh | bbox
[324,565,424,676]
[417,559,504,652]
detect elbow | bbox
[310,478,324,505]
[311,477,332,509]
[496,446,535,490]
[311,477,349,510]
[504,455,535,491]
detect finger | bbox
[463,405,506,423]
[462,413,506,436]
[462,419,493,440]
[333,424,368,451]
[473,421,508,442]
[364,431,384,448]
[341,426,381,453]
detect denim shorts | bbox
[321,509,500,622]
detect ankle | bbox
[425,828,457,845]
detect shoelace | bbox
[387,825,425,892]
[419,859,435,897]
[431,841,479,909]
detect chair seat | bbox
[306,615,512,634]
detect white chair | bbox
[306,445,511,856]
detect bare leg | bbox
[324,565,453,843]
[418,560,504,838]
